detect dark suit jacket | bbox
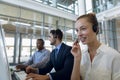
[39,43,74,80]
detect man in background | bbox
[16,39,50,72]
[26,29,74,80]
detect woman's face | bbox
[75,18,96,45]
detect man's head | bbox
[36,39,44,50]
[48,29,63,45]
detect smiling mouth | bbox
[80,37,86,42]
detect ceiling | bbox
[57,0,77,6]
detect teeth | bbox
[80,37,86,42]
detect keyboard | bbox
[14,71,27,80]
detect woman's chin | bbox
[81,41,87,45]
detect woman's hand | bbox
[71,40,81,60]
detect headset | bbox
[92,25,99,34]
[52,29,63,40]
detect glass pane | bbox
[5,34,15,63]
[20,37,31,62]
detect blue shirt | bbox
[55,43,62,54]
[24,48,50,68]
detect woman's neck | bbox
[88,41,101,62]
[88,40,101,52]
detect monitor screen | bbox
[0,25,12,80]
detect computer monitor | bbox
[0,25,12,80]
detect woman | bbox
[71,13,120,80]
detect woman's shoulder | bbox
[99,44,120,57]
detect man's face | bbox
[36,40,43,50]
[48,33,56,45]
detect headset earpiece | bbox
[92,25,98,34]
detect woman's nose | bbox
[77,30,82,36]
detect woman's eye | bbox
[82,28,86,30]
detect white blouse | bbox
[80,44,120,80]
